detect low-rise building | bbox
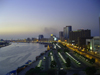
[78,37,93,48]
[90,36,100,53]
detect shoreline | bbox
[0,43,11,48]
[6,49,50,75]
[6,43,51,75]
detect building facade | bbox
[78,37,93,48]
[69,29,91,44]
[59,31,64,41]
[63,26,72,40]
[90,16,100,52]
[90,36,100,53]
[99,16,100,37]
[38,35,44,40]
[99,16,100,51]
[49,34,58,41]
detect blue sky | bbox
[0,0,100,39]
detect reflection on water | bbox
[0,43,46,75]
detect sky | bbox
[0,0,100,40]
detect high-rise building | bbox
[99,15,100,50]
[69,29,91,44]
[38,35,44,40]
[63,26,72,40]
[89,17,100,52]
[26,38,31,42]
[99,16,100,37]
[59,31,64,41]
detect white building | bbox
[90,36,100,53]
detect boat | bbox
[25,60,32,65]
[17,65,26,73]
[6,60,32,74]
[6,70,17,75]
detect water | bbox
[0,43,47,75]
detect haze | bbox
[0,0,100,39]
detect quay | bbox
[6,41,100,75]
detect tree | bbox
[48,68,57,75]
[25,67,42,75]
[85,66,97,75]
[63,45,66,48]
[57,49,62,52]
[50,61,56,68]
[90,58,95,64]
[25,68,35,75]
[65,58,71,67]
[73,73,78,75]
[87,43,90,50]
[58,70,67,75]
[64,49,69,52]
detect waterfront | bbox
[0,43,47,75]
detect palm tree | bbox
[65,58,71,67]
[50,61,56,68]
[58,70,67,75]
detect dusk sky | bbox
[0,0,100,40]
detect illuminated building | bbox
[53,35,58,41]
[90,36,100,53]
[69,29,91,44]
[40,38,48,41]
[90,16,100,52]
[51,34,53,36]
[63,26,72,40]
[49,34,58,41]
[78,37,93,48]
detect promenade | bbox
[17,43,86,75]
[16,42,100,75]
[18,50,51,75]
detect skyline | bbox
[0,0,100,40]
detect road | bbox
[67,45,100,66]
[61,52,77,69]
[45,50,50,71]
[68,52,89,69]
[52,50,63,70]
[57,43,90,69]
[18,59,40,75]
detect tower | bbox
[63,26,72,40]
[99,16,100,38]
[59,31,63,41]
